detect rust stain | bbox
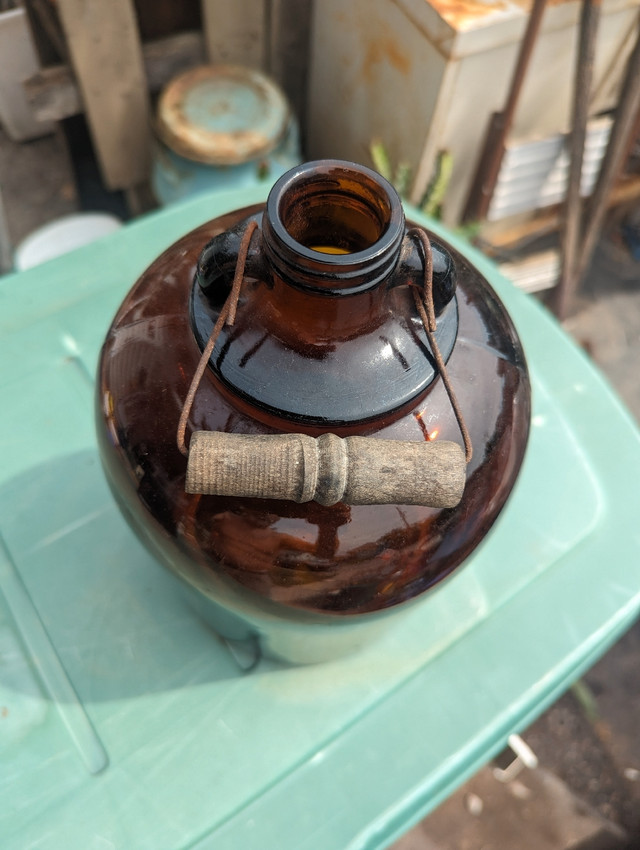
[510,0,576,8]
[513,0,577,7]
[361,33,412,85]
[428,0,510,29]
[430,0,576,29]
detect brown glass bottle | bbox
[96,160,530,629]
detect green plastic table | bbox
[1,187,639,850]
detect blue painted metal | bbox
[152,65,301,206]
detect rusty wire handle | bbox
[177,218,258,457]
[186,431,466,508]
[178,220,471,507]
[409,227,472,464]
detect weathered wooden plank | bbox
[0,7,54,141]
[24,65,81,124]
[26,0,69,63]
[24,31,206,124]
[144,30,207,92]
[201,0,267,69]
[56,0,151,190]
[268,0,313,131]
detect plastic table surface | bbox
[1,186,639,850]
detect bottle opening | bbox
[278,172,392,255]
[263,160,405,293]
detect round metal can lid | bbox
[156,64,291,165]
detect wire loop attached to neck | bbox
[409,227,473,463]
[178,219,471,465]
[177,218,258,457]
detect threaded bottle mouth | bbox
[262,159,405,294]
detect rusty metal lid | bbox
[156,64,291,166]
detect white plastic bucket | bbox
[14,212,122,271]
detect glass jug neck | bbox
[260,160,406,295]
[189,159,461,426]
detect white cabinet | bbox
[307,0,639,225]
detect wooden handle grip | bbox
[186,432,466,508]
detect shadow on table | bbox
[0,449,263,707]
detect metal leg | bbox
[553,0,602,320]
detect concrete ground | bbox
[0,126,78,254]
[1,124,639,850]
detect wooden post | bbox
[56,0,151,191]
[462,0,548,223]
[23,32,206,125]
[576,24,640,285]
[201,0,312,142]
[553,0,602,320]
[201,0,268,69]
[0,7,55,142]
[268,0,313,135]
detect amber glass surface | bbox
[190,162,459,425]
[97,198,530,617]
